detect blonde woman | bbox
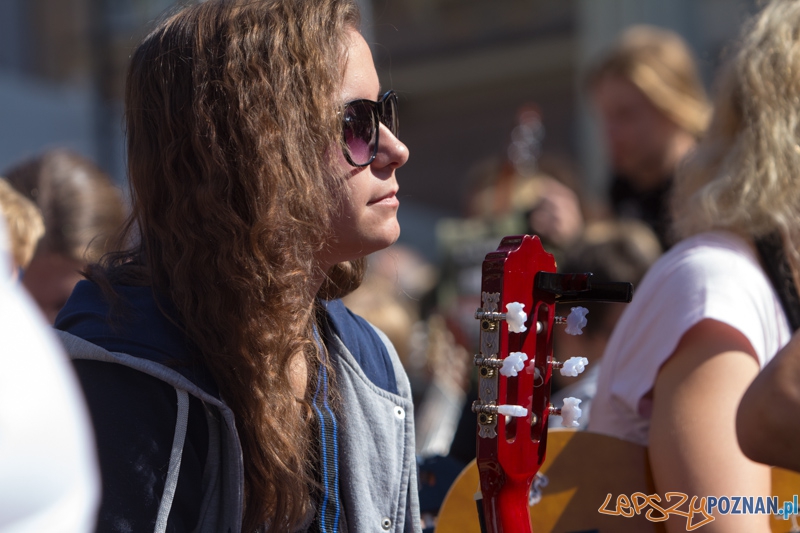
[589,2,800,531]
[0,177,44,279]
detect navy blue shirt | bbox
[55,281,218,396]
[56,280,396,394]
[319,298,397,395]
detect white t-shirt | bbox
[0,217,99,532]
[588,230,791,446]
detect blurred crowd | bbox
[347,23,708,527]
[4,2,800,531]
[343,23,705,461]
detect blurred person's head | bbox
[0,177,44,279]
[588,25,710,187]
[671,0,800,265]
[464,157,585,248]
[555,219,661,375]
[3,149,124,321]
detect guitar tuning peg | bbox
[474,301,529,333]
[549,397,582,427]
[497,404,528,417]
[554,356,589,377]
[499,352,528,377]
[504,302,527,333]
[554,306,589,335]
[473,402,528,418]
[474,301,533,333]
[560,398,582,427]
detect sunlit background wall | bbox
[0,0,757,259]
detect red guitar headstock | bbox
[472,235,632,533]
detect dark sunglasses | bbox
[342,90,399,167]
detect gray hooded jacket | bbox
[57,316,421,533]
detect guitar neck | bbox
[473,235,633,533]
[474,235,557,533]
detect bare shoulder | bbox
[649,319,770,532]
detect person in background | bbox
[3,149,125,323]
[53,1,419,531]
[589,2,800,530]
[463,106,586,252]
[737,330,800,474]
[439,111,587,362]
[0,214,99,532]
[587,25,710,249]
[437,110,587,469]
[0,177,44,280]
[549,219,661,429]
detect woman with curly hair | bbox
[53,1,418,531]
[589,1,800,531]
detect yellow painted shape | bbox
[436,429,800,532]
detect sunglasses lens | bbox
[382,93,399,138]
[343,101,376,166]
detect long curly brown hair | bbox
[89,0,363,530]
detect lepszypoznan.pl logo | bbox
[599,492,800,531]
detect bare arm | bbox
[649,319,771,533]
[737,329,800,472]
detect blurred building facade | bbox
[0,0,173,182]
[0,0,756,244]
[369,0,757,217]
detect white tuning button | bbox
[500,352,527,377]
[559,356,589,377]
[564,306,589,335]
[497,404,528,417]
[505,302,528,333]
[559,397,582,427]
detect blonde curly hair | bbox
[671,0,800,265]
[0,177,44,270]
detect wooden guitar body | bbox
[436,429,800,533]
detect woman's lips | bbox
[368,190,399,206]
